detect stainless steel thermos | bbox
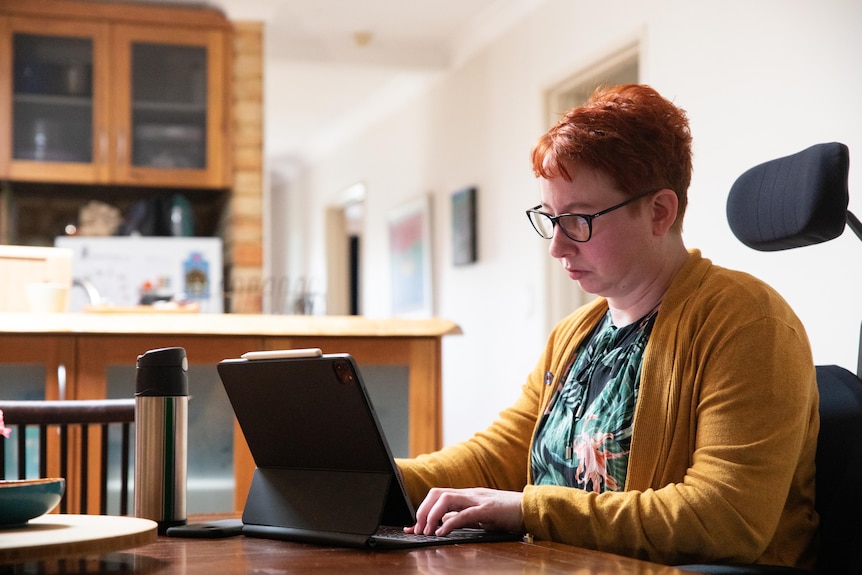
[134,347,188,533]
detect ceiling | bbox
[125,0,545,171]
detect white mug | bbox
[25,282,69,313]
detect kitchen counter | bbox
[0,312,461,337]
[0,312,461,512]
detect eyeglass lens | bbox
[528,211,590,241]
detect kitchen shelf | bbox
[14,93,93,108]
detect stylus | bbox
[241,348,323,360]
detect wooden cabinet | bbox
[0,0,231,189]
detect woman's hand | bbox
[405,487,524,536]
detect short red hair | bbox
[531,84,692,228]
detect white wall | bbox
[277,0,862,446]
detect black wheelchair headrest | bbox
[726,142,850,251]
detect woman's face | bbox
[537,167,655,301]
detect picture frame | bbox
[451,186,477,266]
[387,195,433,317]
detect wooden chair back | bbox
[0,399,135,515]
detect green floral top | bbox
[531,308,658,492]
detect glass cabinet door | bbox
[13,33,93,163]
[113,25,227,188]
[2,17,109,183]
[131,43,207,171]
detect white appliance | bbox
[55,236,223,313]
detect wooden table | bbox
[1,514,689,574]
[0,313,461,511]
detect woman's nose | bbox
[548,227,575,258]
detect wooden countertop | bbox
[0,313,462,338]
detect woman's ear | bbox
[651,189,679,235]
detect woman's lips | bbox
[562,261,584,279]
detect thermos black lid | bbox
[136,347,189,397]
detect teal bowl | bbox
[0,478,65,528]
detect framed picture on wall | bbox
[388,195,433,317]
[451,186,477,266]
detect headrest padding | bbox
[727,142,849,251]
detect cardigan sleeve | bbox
[396,358,545,506]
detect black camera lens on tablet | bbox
[333,360,355,384]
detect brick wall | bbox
[224,22,264,313]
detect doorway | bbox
[325,183,365,316]
[345,202,363,315]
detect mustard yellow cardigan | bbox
[397,250,819,568]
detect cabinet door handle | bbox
[117,131,126,164]
[58,364,66,401]
[99,131,109,165]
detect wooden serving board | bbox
[0,514,157,564]
[84,303,200,313]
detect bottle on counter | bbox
[134,347,188,534]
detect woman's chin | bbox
[572,276,599,295]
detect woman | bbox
[397,84,819,569]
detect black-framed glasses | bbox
[526,189,658,243]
